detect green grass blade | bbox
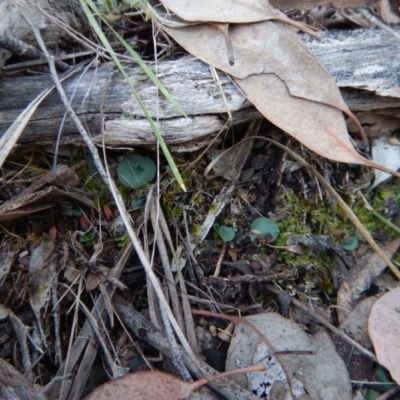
[79,0,186,191]
[110,29,187,118]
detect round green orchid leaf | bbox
[341,236,358,252]
[117,154,156,189]
[241,168,255,180]
[131,197,146,209]
[219,225,235,242]
[250,217,279,242]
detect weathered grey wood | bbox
[1,27,400,151]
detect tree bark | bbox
[1,27,400,152]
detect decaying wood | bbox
[1,27,399,152]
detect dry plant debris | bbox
[0,1,400,400]
[369,287,400,385]
[155,0,400,176]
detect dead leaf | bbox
[206,140,254,180]
[159,2,400,176]
[29,241,57,313]
[270,0,375,9]
[84,366,265,400]
[368,287,400,385]
[225,312,352,399]
[83,371,197,400]
[0,202,56,222]
[377,0,400,24]
[337,238,400,323]
[85,272,102,292]
[161,0,293,24]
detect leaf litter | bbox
[1,1,400,400]
[157,0,400,176]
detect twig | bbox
[213,242,227,277]
[65,285,127,377]
[51,272,62,365]
[44,244,133,399]
[30,23,203,381]
[265,138,400,280]
[114,294,259,400]
[150,198,185,331]
[149,199,191,381]
[0,32,69,71]
[8,311,34,383]
[358,7,400,41]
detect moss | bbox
[352,179,400,239]
[273,189,353,270]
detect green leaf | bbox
[86,153,98,173]
[72,209,82,217]
[250,217,279,242]
[341,236,358,251]
[117,154,156,189]
[79,231,96,244]
[79,0,186,191]
[241,167,254,180]
[131,197,146,209]
[219,225,235,242]
[365,389,378,400]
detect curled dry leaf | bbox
[368,287,400,385]
[158,0,400,176]
[84,371,196,400]
[270,0,375,9]
[160,0,316,36]
[84,365,265,400]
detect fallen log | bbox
[1,26,400,152]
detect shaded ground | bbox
[1,2,400,400]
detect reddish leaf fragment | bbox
[49,225,57,242]
[84,371,196,400]
[103,204,114,221]
[368,287,400,384]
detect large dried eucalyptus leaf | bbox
[270,0,375,9]
[161,0,285,23]
[161,15,400,174]
[163,21,349,109]
[237,73,370,164]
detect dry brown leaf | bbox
[84,366,265,400]
[237,73,369,164]
[161,0,290,23]
[84,371,196,400]
[270,0,375,9]
[368,287,400,385]
[161,17,399,174]
[0,202,56,222]
[85,272,102,292]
